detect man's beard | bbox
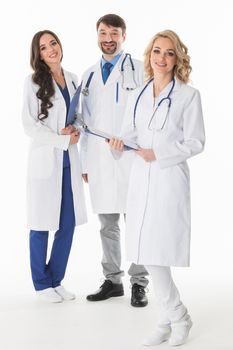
[100,41,117,55]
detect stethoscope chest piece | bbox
[82,87,89,96]
[82,71,95,96]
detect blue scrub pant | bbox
[29,167,75,291]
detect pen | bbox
[116,82,119,103]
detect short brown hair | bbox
[96,14,126,34]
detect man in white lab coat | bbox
[80,14,149,307]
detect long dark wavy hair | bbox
[30,30,63,120]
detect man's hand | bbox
[135,148,156,162]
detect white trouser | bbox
[146,266,190,327]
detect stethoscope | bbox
[120,53,137,90]
[133,77,175,130]
[81,72,94,96]
[81,53,137,96]
[72,81,77,90]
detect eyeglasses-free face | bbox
[150,37,177,76]
[97,22,126,56]
[39,33,62,66]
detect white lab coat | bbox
[22,70,87,231]
[121,78,205,267]
[80,53,144,213]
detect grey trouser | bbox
[98,213,149,287]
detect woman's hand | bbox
[69,130,80,145]
[108,137,124,152]
[61,124,76,135]
[135,148,156,162]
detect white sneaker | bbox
[143,326,171,346]
[36,287,63,303]
[169,317,193,346]
[54,286,76,301]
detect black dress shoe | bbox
[131,283,148,307]
[86,280,124,301]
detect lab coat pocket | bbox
[28,145,54,179]
[116,84,131,106]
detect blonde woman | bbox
[109,30,205,346]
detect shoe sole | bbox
[37,296,63,303]
[131,300,148,307]
[86,291,124,301]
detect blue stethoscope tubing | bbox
[81,53,136,96]
[81,72,94,96]
[133,77,175,128]
[121,53,135,72]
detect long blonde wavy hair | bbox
[144,30,192,84]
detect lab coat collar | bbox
[101,51,123,68]
[154,76,181,98]
[173,77,182,92]
[53,69,76,100]
[53,77,63,100]
[139,77,182,114]
[148,77,182,105]
[63,69,77,98]
[105,53,125,86]
[91,53,126,87]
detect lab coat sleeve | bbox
[22,76,70,150]
[72,73,79,89]
[155,89,205,168]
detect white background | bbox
[0,0,232,349]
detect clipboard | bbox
[82,125,139,150]
[67,85,138,150]
[67,83,82,124]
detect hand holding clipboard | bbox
[67,83,138,150]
